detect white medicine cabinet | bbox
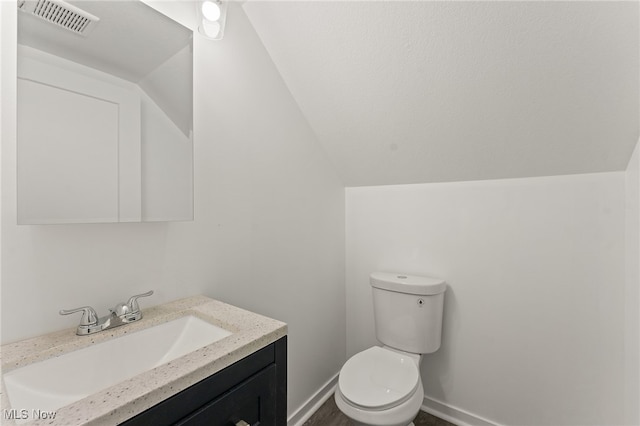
[16,0,193,224]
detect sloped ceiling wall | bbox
[243,1,639,186]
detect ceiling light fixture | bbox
[198,0,227,40]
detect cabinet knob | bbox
[235,421,250,426]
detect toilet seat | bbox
[338,346,420,411]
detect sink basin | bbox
[3,316,231,421]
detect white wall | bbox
[1,2,345,417]
[189,4,346,414]
[625,140,640,426]
[346,172,626,425]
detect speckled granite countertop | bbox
[0,296,287,426]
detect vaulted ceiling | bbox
[243,1,639,186]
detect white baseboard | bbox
[288,373,339,426]
[422,395,501,426]
[286,376,500,426]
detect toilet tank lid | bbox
[370,272,446,295]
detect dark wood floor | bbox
[303,394,455,426]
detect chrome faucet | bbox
[60,291,154,336]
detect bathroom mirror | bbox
[16,0,193,224]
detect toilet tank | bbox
[370,272,446,354]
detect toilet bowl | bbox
[335,272,446,426]
[334,346,424,426]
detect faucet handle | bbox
[126,290,154,313]
[110,302,131,317]
[59,306,98,326]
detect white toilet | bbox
[335,272,446,426]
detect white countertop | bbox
[0,296,287,426]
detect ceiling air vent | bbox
[17,0,99,36]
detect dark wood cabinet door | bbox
[119,337,287,426]
[176,364,276,426]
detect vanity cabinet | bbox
[121,337,287,426]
